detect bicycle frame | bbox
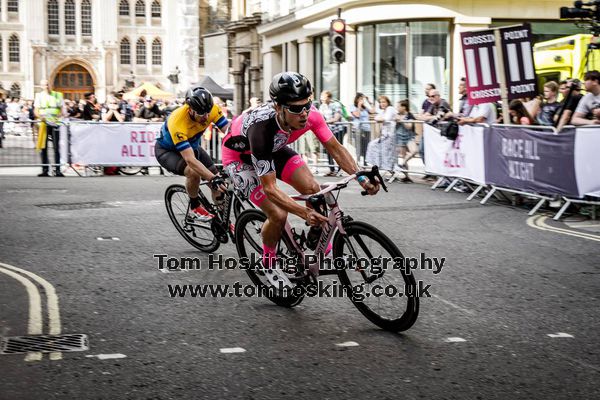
[285,174,358,277]
[187,179,254,241]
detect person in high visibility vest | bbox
[34,79,65,177]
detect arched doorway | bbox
[52,63,94,101]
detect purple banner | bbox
[485,127,579,197]
[461,29,501,105]
[500,24,538,100]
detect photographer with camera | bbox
[102,96,126,123]
[416,89,452,124]
[571,70,600,125]
[556,78,583,130]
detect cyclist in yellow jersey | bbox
[155,86,229,221]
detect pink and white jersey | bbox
[221,103,333,175]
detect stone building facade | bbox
[0,0,199,101]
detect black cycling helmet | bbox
[269,72,313,105]
[185,86,214,114]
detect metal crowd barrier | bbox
[0,119,228,175]
[0,118,424,173]
[424,122,600,220]
[0,119,63,169]
[287,119,426,174]
[549,124,600,219]
[205,125,224,164]
[1,118,597,221]
[477,124,561,216]
[422,122,564,215]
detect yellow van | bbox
[533,34,600,88]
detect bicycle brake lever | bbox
[372,166,388,193]
[360,165,388,195]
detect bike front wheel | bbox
[118,167,143,175]
[164,184,220,253]
[334,220,419,332]
[234,209,305,308]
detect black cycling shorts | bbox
[154,142,216,176]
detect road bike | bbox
[234,166,420,332]
[164,168,255,252]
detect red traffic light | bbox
[332,19,345,33]
[329,18,346,64]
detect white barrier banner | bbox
[575,127,600,196]
[423,124,486,184]
[60,125,69,165]
[69,123,161,166]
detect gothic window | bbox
[135,0,145,17]
[9,34,19,62]
[82,0,92,36]
[48,0,59,35]
[152,38,161,65]
[10,83,21,98]
[8,1,18,13]
[136,38,146,65]
[119,0,129,16]
[65,0,76,36]
[120,38,131,64]
[151,1,161,17]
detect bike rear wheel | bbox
[233,196,250,220]
[334,221,419,332]
[118,167,143,175]
[234,209,305,308]
[164,184,220,252]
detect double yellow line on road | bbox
[0,262,62,361]
[527,216,600,242]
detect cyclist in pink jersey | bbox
[222,72,380,272]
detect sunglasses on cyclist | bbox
[283,101,312,115]
[189,109,208,120]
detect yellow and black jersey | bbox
[157,104,228,151]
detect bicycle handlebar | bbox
[292,165,388,205]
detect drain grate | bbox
[1,334,89,354]
[36,202,116,210]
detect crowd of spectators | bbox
[2,71,600,179]
[0,83,237,175]
[336,70,600,183]
[61,90,183,123]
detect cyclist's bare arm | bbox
[322,137,359,176]
[180,148,217,181]
[322,137,380,195]
[260,173,328,225]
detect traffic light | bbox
[329,18,346,64]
